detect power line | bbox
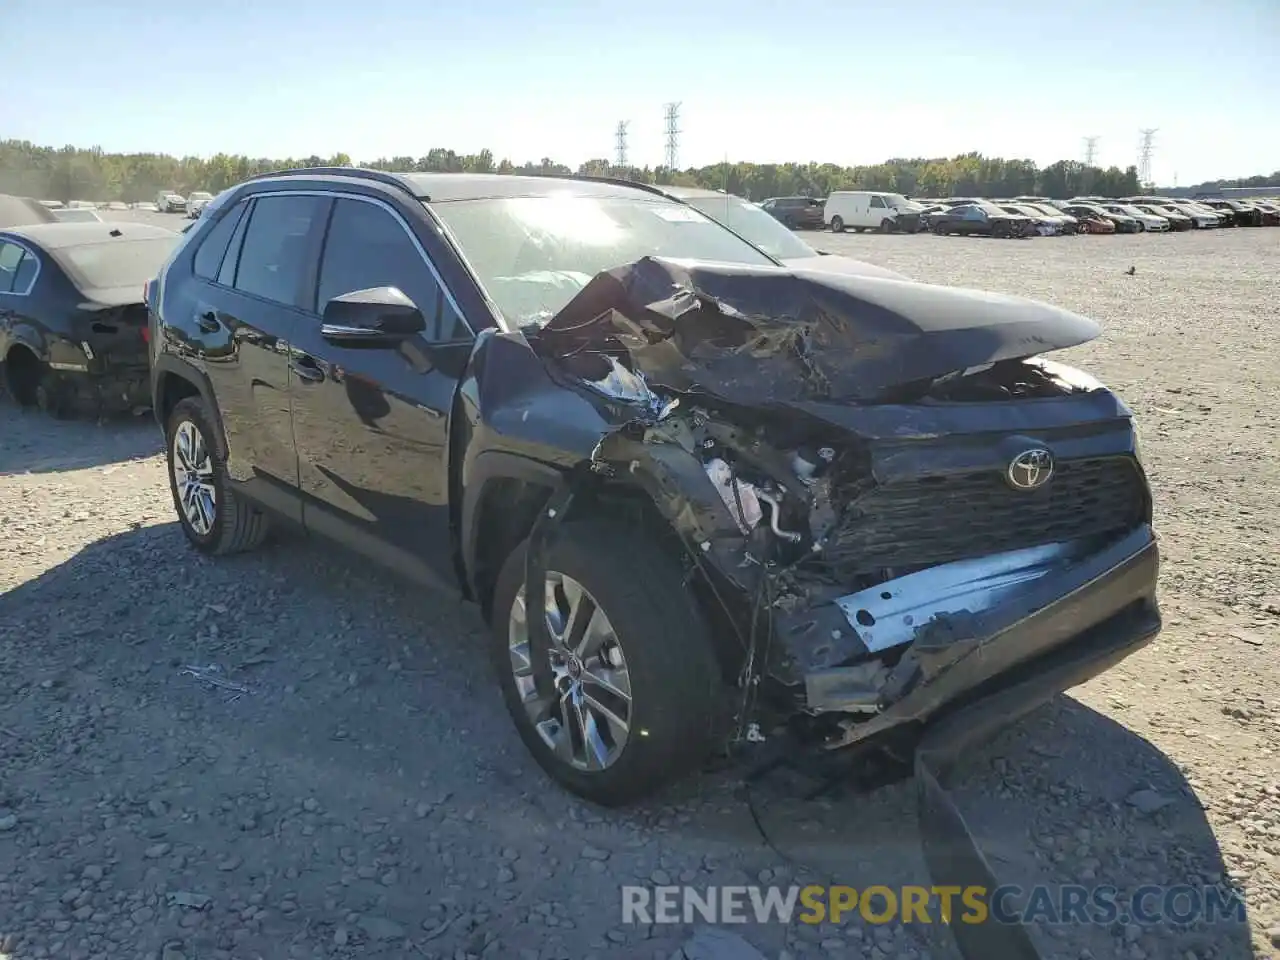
[1083,136,1100,167]
[614,121,629,168]
[663,103,681,171]
[1138,128,1158,187]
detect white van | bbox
[823,191,925,233]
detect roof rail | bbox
[556,174,677,198]
[242,166,419,199]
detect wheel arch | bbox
[151,357,229,456]
[4,324,49,363]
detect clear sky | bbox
[3,0,1277,185]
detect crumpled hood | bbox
[528,256,1099,406]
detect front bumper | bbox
[807,524,1161,750]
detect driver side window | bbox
[315,199,469,342]
[869,196,885,209]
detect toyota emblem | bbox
[1006,448,1054,491]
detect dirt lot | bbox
[1,226,1278,960]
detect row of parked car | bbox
[0,167,1165,810]
[756,191,1280,237]
[37,191,217,218]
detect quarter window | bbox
[233,195,328,307]
[193,200,249,280]
[315,199,468,341]
[0,241,24,294]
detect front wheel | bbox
[878,218,894,233]
[491,520,722,807]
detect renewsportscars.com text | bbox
[621,884,1246,927]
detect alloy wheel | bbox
[508,572,633,771]
[172,420,217,536]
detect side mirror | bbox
[320,286,425,347]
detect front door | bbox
[287,195,473,590]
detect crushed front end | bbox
[525,257,1161,762]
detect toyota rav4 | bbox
[147,168,1161,806]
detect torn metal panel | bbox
[530,256,1100,406]
[832,541,1083,655]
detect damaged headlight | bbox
[1027,356,1104,393]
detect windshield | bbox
[682,195,817,260]
[430,195,778,329]
[55,237,179,291]
[883,193,919,210]
[1116,204,1148,217]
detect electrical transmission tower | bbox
[615,121,629,168]
[1138,128,1158,187]
[663,103,681,171]
[1083,136,1099,167]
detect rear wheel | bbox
[490,520,722,807]
[165,397,269,555]
[4,347,69,417]
[3,346,42,408]
[829,216,845,233]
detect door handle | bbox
[290,358,325,383]
[196,311,219,333]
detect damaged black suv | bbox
[148,168,1161,806]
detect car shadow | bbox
[0,401,161,476]
[0,522,1256,960]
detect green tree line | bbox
[1,138,1271,204]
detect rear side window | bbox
[0,241,23,293]
[232,195,328,307]
[193,200,248,279]
[315,199,468,341]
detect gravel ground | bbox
[1,224,1277,960]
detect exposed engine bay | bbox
[522,256,1152,752]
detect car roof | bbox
[658,186,735,200]
[247,168,681,204]
[2,221,178,248]
[0,194,58,229]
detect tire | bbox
[490,519,722,807]
[878,218,894,233]
[165,396,269,555]
[829,216,844,233]
[3,346,44,409]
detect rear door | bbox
[187,192,329,520]
[287,194,473,590]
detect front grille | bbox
[825,457,1147,576]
